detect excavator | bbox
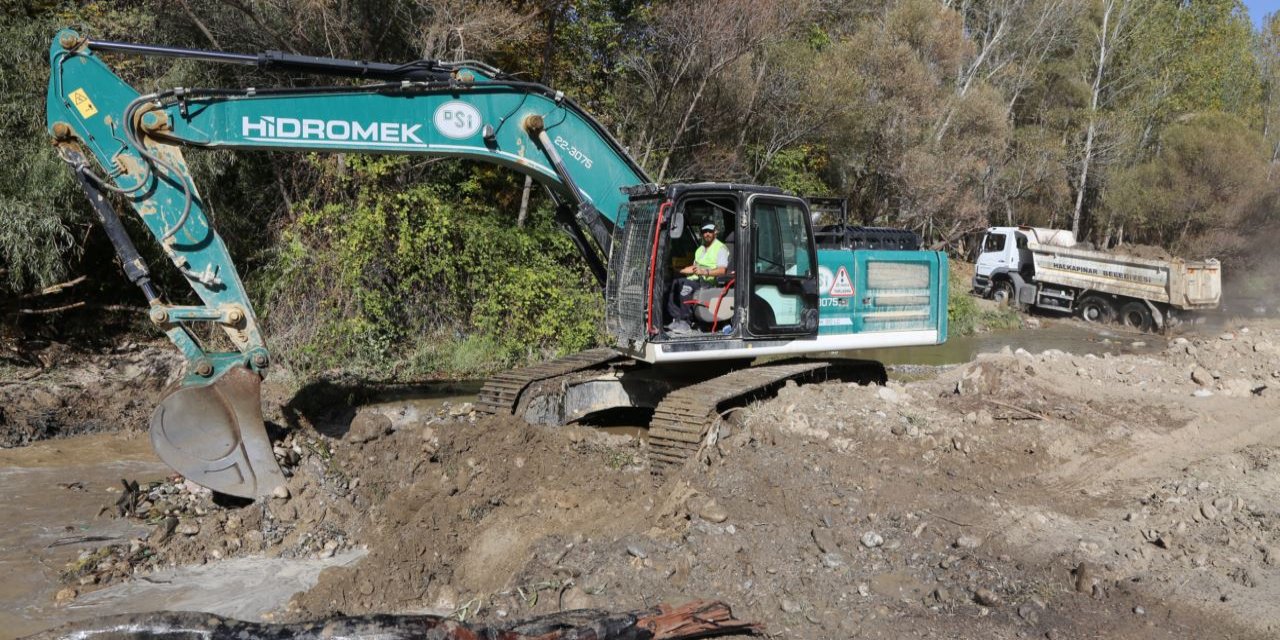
[45,30,949,499]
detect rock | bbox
[1074,562,1098,594]
[1200,502,1220,520]
[890,422,908,436]
[780,598,802,614]
[955,535,983,550]
[1191,367,1214,386]
[1192,389,1214,398]
[811,528,839,554]
[347,412,393,443]
[149,517,178,545]
[821,553,845,569]
[1017,603,1040,625]
[1134,606,1145,615]
[973,588,1001,607]
[448,402,475,417]
[272,484,291,499]
[175,521,200,536]
[1212,496,1234,515]
[55,587,77,604]
[877,387,901,404]
[695,498,728,523]
[626,544,648,559]
[860,532,884,548]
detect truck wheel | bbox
[992,281,1016,306]
[1077,295,1114,324]
[1119,301,1154,332]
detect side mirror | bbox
[668,210,684,238]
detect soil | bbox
[10,319,1280,639]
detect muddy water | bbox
[848,320,1165,368]
[0,433,166,638]
[0,433,366,639]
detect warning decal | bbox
[829,266,854,297]
[69,88,97,119]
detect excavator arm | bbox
[46,30,650,498]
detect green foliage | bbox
[754,144,829,195]
[948,269,1021,336]
[1104,113,1269,255]
[257,157,602,380]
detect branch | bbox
[18,275,87,300]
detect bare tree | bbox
[1070,0,1144,238]
[622,0,813,182]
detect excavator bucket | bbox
[149,366,287,499]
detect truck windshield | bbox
[983,233,1006,253]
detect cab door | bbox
[742,195,819,339]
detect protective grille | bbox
[605,202,661,347]
[861,260,935,333]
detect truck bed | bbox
[1029,244,1220,310]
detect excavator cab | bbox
[604,185,819,358]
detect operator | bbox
[665,222,729,333]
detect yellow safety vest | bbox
[693,239,726,282]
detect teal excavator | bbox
[46,30,949,498]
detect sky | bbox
[1246,0,1280,29]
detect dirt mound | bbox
[0,342,180,447]
[46,320,1280,639]
[1110,243,1174,260]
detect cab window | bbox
[983,233,1006,253]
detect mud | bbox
[0,344,180,447]
[8,319,1280,639]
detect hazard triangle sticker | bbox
[830,266,854,297]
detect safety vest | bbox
[693,239,726,282]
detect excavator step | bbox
[475,348,626,416]
[647,360,837,479]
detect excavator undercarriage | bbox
[476,351,886,477]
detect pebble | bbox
[890,423,908,436]
[1192,389,1214,398]
[272,485,291,499]
[955,535,983,550]
[973,587,1001,606]
[175,521,200,536]
[821,553,845,569]
[811,528,838,554]
[346,412,393,443]
[1133,606,1145,615]
[626,544,648,559]
[780,598,801,614]
[860,532,884,548]
[877,387,901,404]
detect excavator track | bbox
[475,348,626,416]
[648,360,837,478]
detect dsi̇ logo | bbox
[433,102,481,139]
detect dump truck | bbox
[973,226,1221,331]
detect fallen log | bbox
[25,599,760,640]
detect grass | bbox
[948,269,1023,336]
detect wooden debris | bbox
[25,600,760,640]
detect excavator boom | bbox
[46,30,647,497]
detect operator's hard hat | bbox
[700,223,717,232]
